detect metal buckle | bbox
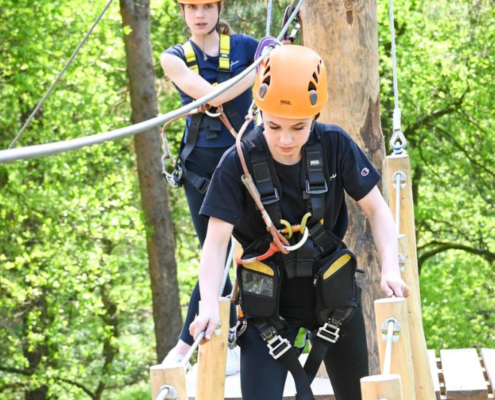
[260,187,279,205]
[260,326,277,342]
[305,179,328,195]
[197,178,210,194]
[266,335,291,360]
[317,322,340,344]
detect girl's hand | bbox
[189,308,221,343]
[381,271,410,298]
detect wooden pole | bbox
[150,364,187,400]
[196,297,231,400]
[361,374,403,400]
[375,298,415,400]
[386,155,436,400]
[300,0,387,374]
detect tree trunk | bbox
[301,0,385,374]
[119,0,182,362]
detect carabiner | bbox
[283,227,309,252]
[204,108,222,118]
[161,154,183,189]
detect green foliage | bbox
[378,0,495,349]
[0,0,494,398]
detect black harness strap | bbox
[249,128,283,224]
[252,320,315,400]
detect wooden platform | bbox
[185,348,495,399]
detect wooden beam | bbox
[361,374,403,400]
[150,364,187,400]
[375,297,415,400]
[386,155,436,400]
[195,298,231,400]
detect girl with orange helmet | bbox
[190,45,409,400]
[160,0,260,373]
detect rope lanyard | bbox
[9,0,115,149]
[388,0,407,155]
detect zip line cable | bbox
[9,0,115,150]
[0,0,306,165]
[388,0,407,154]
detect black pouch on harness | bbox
[237,258,281,319]
[315,249,358,324]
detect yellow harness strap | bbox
[182,41,199,74]
[182,34,231,75]
[218,33,231,71]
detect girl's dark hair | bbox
[217,19,235,35]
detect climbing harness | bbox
[160,34,245,193]
[229,121,362,400]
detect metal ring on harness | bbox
[204,108,222,118]
[282,227,309,251]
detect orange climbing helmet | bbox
[178,0,221,3]
[254,45,328,119]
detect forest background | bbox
[0,0,494,399]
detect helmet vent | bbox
[312,72,318,84]
[308,81,317,92]
[317,64,320,74]
[263,65,271,76]
[259,84,268,98]
[262,75,271,86]
[310,91,318,106]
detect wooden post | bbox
[361,374,403,400]
[386,155,436,400]
[375,298,415,400]
[196,297,231,400]
[150,365,187,400]
[300,0,387,374]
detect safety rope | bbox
[266,0,273,36]
[234,106,290,264]
[9,0,115,149]
[388,0,407,155]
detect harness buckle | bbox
[305,179,328,195]
[196,178,210,194]
[259,327,291,360]
[260,187,279,205]
[317,322,340,344]
[267,336,291,360]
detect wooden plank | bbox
[482,348,495,395]
[428,349,442,400]
[440,349,488,399]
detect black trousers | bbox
[179,146,236,345]
[238,277,369,400]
